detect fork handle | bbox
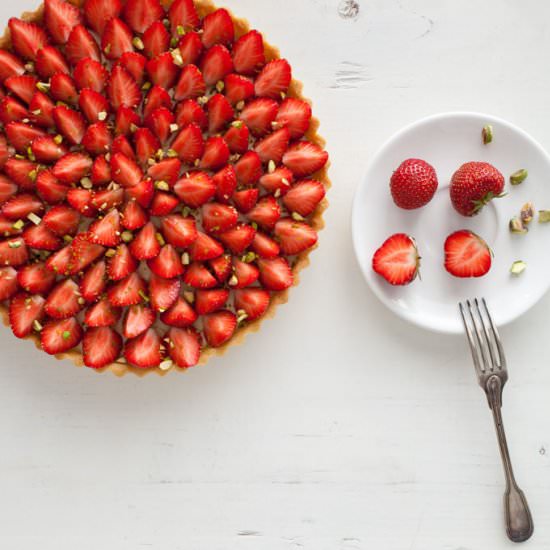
[487,375,534,543]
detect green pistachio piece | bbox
[510,261,527,276]
[510,169,528,186]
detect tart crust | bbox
[0,0,330,376]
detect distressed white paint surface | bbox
[1,1,550,549]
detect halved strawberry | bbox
[224,121,250,154]
[0,135,9,169]
[259,167,294,196]
[84,0,123,35]
[0,266,20,300]
[232,30,265,75]
[109,153,142,188]
[143,85,171,119]
[50,73,78,105]
[183,262,217,289]
[255,127,290,164]
[69,233,105,273]
[201,9,234,48]
[123,304,155,339]
[88,209,121,246]
[23,222,62,251]
[235,151,263,185]
[149,273,180,312]
[102,17,134,60]
[43,205,81,236]
[174,64,205,101]
[200,136,230,171]
[217,223,256,254]
[111,134,135,159]
[36,170,69,204]
[17,262,55,294]
[44,0,83,44]
[201,44,233,86]
[224,74,254,105]
[4,158,38,190]
[91,156,111,186]
[174,172,216,208]
[65,24,100,65]
[84,298,121,327]
[53,152,92,184]
[201,203,238,234]
[143,21,170,59]
[145,106,174,143]
[239,98,278,136]
[82,122,113,155]
[28,92,55,127]
[203,310,236,348]
[41,317,83,354]
[53,105,86,145]
[209,254,232,283]
[4,75,38,104]
[123,0,164,34]
[161,296,197,328]
[444,230,492,278]
[92,188,125,211]
[171,123,204,164]
[2,194,44,221]
[255,59,292,99]
[169,0,199,34]
[189,231,224,261]
[234,288,270,321]
[107,243,138,281]
[0,216,22,237]
[135,128,160,165]
[31,135,68,163]
[150,191,179,216]
[258,257,293,291]
[35,46,70,78]
[67,188,96,216]
[5,122,45,153]
[283,141,328,177]
[160,214,197,248]
[108,65,141,110]
[146,52,178,89]
[175,99,207,130]
[166,327,201,368]
[115,105,141,136]
[276,98,312,139]
[124,328,162,368]
[45,244,73,274]
[177,31,203,65]
[121,199,149,230]
[8,18,48,61]
[372,233,420,286]
[125,177,154,207]
[283,180,325,217]
[207,93,234,134]
[45,278,83,319]
[83,326,123,369]
[231,258,259,289]
[147,157,181,184]
[148,244,184,278]
[129,221,160,260]
[195,289,229,315]
[214,165,237,203]
[251,232,280,259]
[79,89,110,123]
[107,271,146,306]
[79,260,106,302]
[74,59,108,94]
[0,176,17,207]
[0,50,25,82]
[274,218,318,255]
[118,51,147,86]
[9,293,45,338]
[0,96,28,125]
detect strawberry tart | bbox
[0,0,329,375]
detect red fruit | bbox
[118,52,147,85]
[149,273,180,312]
[235,151,263,185]
[82,122,113,155]
[207,93,234,134]
[124,328,162,368]
[255,59,292,99]
[150,191,179,216]
[129,221,161,260]
[248,196,281,230]
[444,230,492,278]
[174,172,216,208]
[23,222,62,251]
[65,24,100,65]
[107,244,138,280]
[69,234,105,273]
[42,206,79,238]
[0,266,20,300]
[177,31,203,65]
[115,105,141,136]
[169,0,199,34]
[41,317,83,354]
[31,135,68,163]
[143,85,171,118]
[145,106,174,143]
[260,167,293,196]
[79,89,109,123]
[174,64,205,101]
[102,18,134,60]
[234,288,270,321]
[6,122,45,153]
[202,9,234,48]
[231,258,259,289]
[45,244,73,274]
[202,203,238,233]
[35,46,70,78]
[93,187,125,211]
[80,260,106,302]
[111,134,135,159]
[213,165,237,202]
[0,50,25,82]
[107,272,146,306]
[224,74,254,105]
[74,59,108,93]
[175,99,207,129]
[172,123,204,163]
[283,179,325,217]
[201,44,233,86]
[232,30,265,75]
[121,199,149,230]
[258,257,293,291]
[390,158,438,210]
[17,263,55,294]
[2,194,43,220]
[8,18,48,61]
[239,98,278,136]
[44,0,83,44]
[123,0,164,34]
[0,176,17,207]
[147,157,181,184]
[189,231,224,261]
[66,188,96,216]
[0,136,9,169]
[53,152,92,184]
[224,121,250,154]
[83,327,122,369]
[252,231,280,259]
[183,262,217,289]
[135,128,160,165]
[28,92,55,127]
[108,65,141,110]
[146,52,178,89]
[274,218,318,255]
[200,136,230,171]
[161,297,197,328]
[36,170,69,204]
[209,254,232,283]
[166,327,201,368]
[84,0,124,35]
[45,278,83,319]
[9,293,45,338]
[276,98,312,139]
[123,304,155,339]
[203,310,236,348]
[255,127,291,164]
[89,209,121,246]
[50,72,78,104]
[450,162,505,217]
[217,223,256,254]
[160,215,197,248]
[110,153,142,188]
[4,158,38,190]
[372,233,420,286]
[0,96,28,125]
[125,177,154,207]
[84,298,121,327]
[143,21,170,59]
[195,289,229,315]
[148,244,184,278]
[4,75,38,104]
[53,105,85,145]
[283,141,328,177]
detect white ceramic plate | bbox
[352,112,550,334]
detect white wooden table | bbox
[1,1,550,548]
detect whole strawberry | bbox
[390,158,438,210]
[450,162,505,216]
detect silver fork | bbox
[459,298,534,543]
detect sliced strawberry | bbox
[121,199,149,230]
[148,157,181,184]
[0,50,25,82]
[53,152,92,184]
[235,151,263,185]
[84,298,121,327]
[276,98,312,139]
[0,176,17,207]
[274,218,317,255]
[231,257,259,289]
[73,60,107,94]
[6,122,45,153]
[283,180,325,217]
[9,293,45,337]
[150,191,179,216]
[88,209,121,247]
[258,257,293,291]
[135,128,160,165]
[69,234,105,273]
[0,266,20,300]
[83,0,124,35]
[114,105,141,136]
[207,93,234,134]
[92,188,125,211]
[201,44,233,86]
[129,221,160,260]
[4,158,38,191]
[124,327,162,368]
[208,254,232,283]
[45,278,83,319]
[4,74,38,104]
[0,96,28,125]
[123,0,164,34]
[83,326,122,369]
[23,222,62,251]
[123,304,155,339]
[147,244,184,278]
[0,216,22,237]
[41,206,79,238]
[146,52,178,89]
[224,121,250,154]
[203,310,236,348]
[82,122,113,155]
[232,30,265,75]
[111,134,135,159]
[255,127,291,164]
[174,172,216,208]
[174,65,205,102]
[8,18,48,61]
[161,296,197,327]
[255,59,292,99]
[79,89,110,123]
[143,21,170,59]
[260,167,294,195]
[177,31,203,65]
[201,203,238,234]
[169,0,199,34]
[171,123,204,164]
[224,73,254,105]
[372,233,420,286]
[234,289,270,321]
[145,106,174,144]
[200,136,230,171]
[214,165,237,203]
[175,99,207,130]
[166,327,200,368]
[217,223,256,254]
[239,98,278,136]
[65,24,100,65]
[109,152,142,188]
[160,215,197,248]
[35,171,68,205]
[28,92,55,127]
[143,85,171,119]
[118,51,147,86]
[67,188,96,216]
[183,262,217,289]
[2,194,43,221]
[125,177,154,207]
[53,105,85,145]
[107,271,146,306]
[202,9,234,48]
[149,273,180,312]
[16,262,54,295]
[283,141,328,178]
[0,135,9,169]
[35,46,70,78]
[444,230,492,278]
[91,156,111,187]
[108,65,141,110]
[45,244,73,274]
[44,0,83,44]
[195,289,229,315]
[31,135,67,163]
[102,17,134,60]
[189,231,224,262]
[251,231,280,259]
[41,317,83,354]
[79,260,106,302]
[106,243,137,280]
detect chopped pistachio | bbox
[166,149,178,158]
[181,252,190,265]
[12,220,25,230]
[77,297,86,305]
[176,25,185,36]
[105,249,116,258]
[121,231,133,243]
[63,235,73,243]
[141,81,152,91]
[80,177,93,189]
[24,62,34,73]
[155,180,170,191]
[274,188,281,198]
[539,210,550,223]
[98,111,107,121]
[509,216,527,234]
[36,81,50,93]
[32,319,43,332]
[510,169,528,186]
[521,202,534,225]
[138,289,150,302]
[159,359,174,371]
[53,134,63,145]
[132,37,144,50]
[169,123,179,133]
[216,80,225,92]
[27,212,41,225]
[103,43,112,55]
[231,120,244,128]
[235,100,245,111]
[170,48,184,66]
[183,291,194,303]
[8,240,21,249]
[267,160,276,173]
[182,206,192,217]
[292,212,305,222]
[228,275,239,287]
[26,147,35,161]
[62,330,71,340]
[29,169,38,182]
[482,124,493,145]
[237,310,249,324]
[155,232,166,246]
[510,260,527,276]
[31,108,42,116]
[242,251,257,263]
